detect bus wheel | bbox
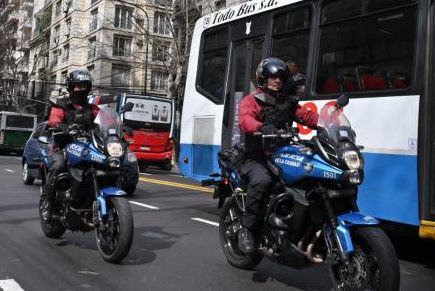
[23,161,35,185]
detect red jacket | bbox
[48,103,99,128]
[239,88,318,134]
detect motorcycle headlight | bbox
[107,142,123,158]
[342,150,363,170]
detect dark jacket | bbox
[48,98,99,128]
[239,88,318,154]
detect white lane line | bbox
[129,200,160,210]
[0,279,25,291]
[140,172,153,176]
[191,217,219,227]
[5,169,15,173]
[169,174,182,177]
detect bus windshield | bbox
[122,96,172,132]
[6,115,35,129]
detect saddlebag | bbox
[218,143,246,171]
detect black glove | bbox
[55,123,68,132]
[260,124,276,135]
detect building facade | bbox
[28,0,174,105]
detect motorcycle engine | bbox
[266,196,295,250]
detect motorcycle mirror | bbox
[336,94,349,108]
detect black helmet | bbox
[256,58,289,90]
[66,69,92,93]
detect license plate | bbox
[140,146,151,151]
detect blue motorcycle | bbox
[38,104,135,264]
[206,96,400,290]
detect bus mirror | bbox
[38,136,50,144]
[121,102,134,113]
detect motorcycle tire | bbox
[329,226,400,291]
[39,195,66,238]
[219,197,263,270]
[96,197,134,264]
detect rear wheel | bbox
[39,194,65,238]
[219,197,263,270]
[96,197,134,264]
[329,227,400,291]
[22,161,35,185]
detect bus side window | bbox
[197,27,229,104]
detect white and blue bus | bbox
[178,0,435,239]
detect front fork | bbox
[322,196,357,269]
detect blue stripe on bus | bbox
[179,143,419,226]
[358,152,419,226]
[179,143,221,181]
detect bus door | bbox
[222,15,268,150]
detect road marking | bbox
[0,279,25,291]
[79,270,99,276]
[5,169,15,173]
[169,174,182,177]
[140,172,153,176]
[139,177,214,193]
[191,217,219,227]
[129,200,160,210]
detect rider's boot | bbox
[238,227,255,253]
[41,183,54,221]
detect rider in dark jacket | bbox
[238,58,318,252]
[41,69,99,221]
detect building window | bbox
[61,71,68,85]
[151,70,169,91]
[52,50,59,67]
[90,9,98,32]
[65,18,71,37]
[111,64,131,87]
[115,6,133,29]
[55,1,62,16]
[153,12,170,35]
[113,36,132,56]
[88,37,96,59]
[87,65,94,80]
[152,40,170,62]
[63,44,69,62]
[155,0,172,6]
[53,25,60,45]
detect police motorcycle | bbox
[204,95,400,290]
[38,103,135,264]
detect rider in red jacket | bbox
[237,58,318,253]
[41,69,98,221]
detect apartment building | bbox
[28,0,174,102]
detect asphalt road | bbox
[0,155,434,291]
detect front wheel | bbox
[96,197,134,264]
[219,197,263,270]
[329,227,400,291]
[39,194,66,238]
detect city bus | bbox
[0,111,37,153]
[178,0,435,239]
[94,94,175,171]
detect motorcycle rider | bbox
[41,69,99,221]
[238,58,318,252]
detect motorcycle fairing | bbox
[273,145,343,185]
[336,212,380,254]
[66,141,106,167]
[97,187,127,216]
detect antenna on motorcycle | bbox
[336,94,349,109]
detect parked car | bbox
[22,122,139,195]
